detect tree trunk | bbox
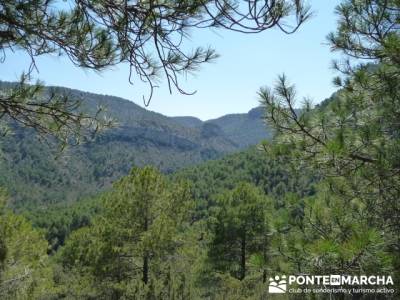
[143,254,149,284]
[240,234,246,280]
[142,213,149,284]
[263,234,268,283]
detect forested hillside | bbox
[23,146,315,251]
[0,0,399,299]
[0,83,270,208]
[18,146,319,299]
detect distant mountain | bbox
[173,107,271,148]
[171,116,203,128]
[207,107,270,148]
[0,82,272,208]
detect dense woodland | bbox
[1,0,400,299]
[0,148,320,299]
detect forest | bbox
[0,0,399,299]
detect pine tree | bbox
[0,190,55,299]
[208,182,270,281]
[60,166,195,298]
[260,0,400,285]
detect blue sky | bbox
[1,0,341,120]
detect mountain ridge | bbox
[0,82,271,208]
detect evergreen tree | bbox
[260,0,400,286]
[60,166,195,298]
[0,190,55,299]
[269,187,393,278]
[208,182,270,281]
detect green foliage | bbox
[1,1,399,298]
[174,147,316,219]
[207,183,270,281]
[260,0,400,292]
[269,184,394,276]
[0,195,55,299]
[59,167,197,298]
[23,195,101,252]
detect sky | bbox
[0,0,342,121]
